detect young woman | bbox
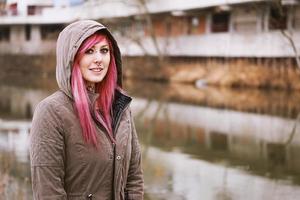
[30,20,144,200]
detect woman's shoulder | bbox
[35,90,72,114]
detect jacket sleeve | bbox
[125,109,144,200]
[30,101,67,200]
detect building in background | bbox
[0,0,299,58]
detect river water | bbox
[0,77,300,200]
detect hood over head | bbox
[56,20,123,98]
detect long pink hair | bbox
[71,32,117,147]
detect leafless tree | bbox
[281,30,300,68]
[118,0,164,64]
[273,0,300,68]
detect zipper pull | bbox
[87,193,93,199]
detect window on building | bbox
[9,3,18,16]
[269,6,287,30]
[28,6,36,15]
[187,15,206,35]
[25,25,31,41]
[211,12,230,33]
[0,26,10,41]
[41,24,64,40]
[232,7,258,33]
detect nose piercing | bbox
[95,60,101,66]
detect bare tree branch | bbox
[137,0,163,62]
[116,0,164,64]
[281,30,300,69]
[285,112,300,145]
[272,0,300,69]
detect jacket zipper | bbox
[111,141,116,200]
[89,91,132,199]
[111,104,130,200]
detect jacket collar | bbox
[87,88,132,111]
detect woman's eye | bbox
[85,49,94,54]
[100,48,109,54]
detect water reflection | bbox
[0,85,55,119]
[125,79,300,119]
[0,120,32,200]
[143,147,300,200]
[1,80,300,199]
[134,97,300,178]
[0,120,31,162]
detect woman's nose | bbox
[94,51,102,62]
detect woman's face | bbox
[79,38,110,86]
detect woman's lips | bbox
[89,68,103,72]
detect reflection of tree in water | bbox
[136,100,233,199]
[135,99,166,157]
[267,143,286,167]
[263,113,300,185]
[0,150,31,199]
[214,166,233,200]
[136,100,182,199]
[267,112,300,165]
[25,103,32,119]
[285,113,300,146]
[134,97,300,200]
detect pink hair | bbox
[71,33,117,147]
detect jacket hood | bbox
[56,20,123,98]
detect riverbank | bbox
[1,55,300,90]
[124,56,300,90]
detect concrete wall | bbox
[117,31,300,57]
[0,24,56,54]
[232,6,260,33]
